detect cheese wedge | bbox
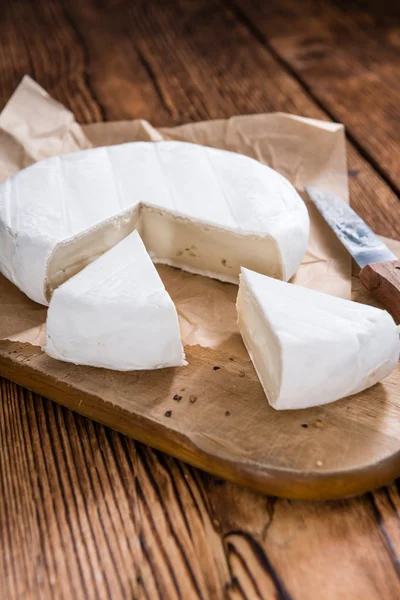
[0,141,309,305]
[237,268,400,410]
[45,231,186,370]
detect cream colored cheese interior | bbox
[46,204,283,301]
[46,206,141,300]
[237,279,281,406]
[140,206,283,284]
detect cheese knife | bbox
[306,186,400,322]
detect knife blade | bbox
[306,186,400,322]
[306,186,396,268]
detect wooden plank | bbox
[229,0,400,192]
[2,378,400,599]
[1,0,400,598]
[0,0,171,125]
[2,298,400,502]
[0,0,103,123]
[203,477,400,599]
[0,380,232,599]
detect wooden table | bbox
[1,1,400,598]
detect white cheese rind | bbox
[237,268,400,410]
[0,141,309,305]
[44,231,186,370]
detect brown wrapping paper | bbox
[0,76,354,352]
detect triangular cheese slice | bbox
[237,267,400,410]
[45,231,186,370]
[0,141,309,305]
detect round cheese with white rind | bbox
[0,141,309,305]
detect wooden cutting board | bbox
[1,241,400,501]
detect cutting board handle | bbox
[360,259,400,322]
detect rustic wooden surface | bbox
[0,0,400,598]
[2,257,400,503]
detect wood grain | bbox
[230,0,400,193]
[1,0,400,598]
[360,259,400,322]
[2,326,400,502]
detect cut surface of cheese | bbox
[45,231,186,370]
[237,267,400,410]
[0,141,309,305]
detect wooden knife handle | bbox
[359,259,400,322]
